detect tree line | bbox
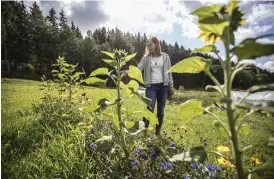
[2,1,273,89]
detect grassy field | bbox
[1,78,274,178]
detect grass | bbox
[2,78,274,178]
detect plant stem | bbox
[206,110,231,138]
[207,71,225,96]
[116,59,129,158]
[224,26,245,179]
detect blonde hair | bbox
[146,36,162,56]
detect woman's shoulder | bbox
[161,52,170,58]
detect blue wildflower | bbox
[170,141,176,148]
[160,162,166,169]
[206,164,215,171]
[166,162,173,169]
[135,148,141,154]
[141,154,148,160]
[214,166,221,172]
[109,122,113,126]
[145,171,150,178]
[89,143,96,149]
[131,160,138,166]
[210,172,216,178]
[152,153,158,159]
[150,135,155,139]
[183,176,189,179]
[190,163,198,169]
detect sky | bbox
[26,0,274,72]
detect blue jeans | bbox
[143,83,168,134]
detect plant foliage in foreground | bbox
[168,0,274,178]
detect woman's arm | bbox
[137,55,146,71]
[167,55,174,88]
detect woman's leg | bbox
[143,85,157,128]
[156,85,168,135]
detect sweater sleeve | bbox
[137,55,146,71]
[167,55,174,88]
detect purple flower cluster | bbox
[190,163,199,169]
[206,164,221,172]
[131,160,138,166]
[170,141,176,148]
[135,147,141,154]
[152,151,160,159]
[160,162,173,169]
[89,143,96,149]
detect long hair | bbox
[146,36,162,56]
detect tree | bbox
[59,9,67,27]
[71,21,76,31]
[47,7,58,27]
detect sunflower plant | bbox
[168,0,274,178]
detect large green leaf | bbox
[128,65,144,84]
[120,81,126,89]
[169,146,207,163]
[231,36,274,60]
[102,59,118,68]
[135,91,152,106]
[113,115,120,130]
[142,109,158,125]
[122,86,133,99]
[191,4,222,18]
[123,121,145,135]
[178,99,204,121]
[127,80,139,92]
[125,121,135,128]
[81,77,106,87]
[199,21,229,36]
[193,45,218,53]
[227,0,240,15]
[248,83,274,93]
[236,102,274,113]
[239,124,251,136]
[121,52,137,67]
[71,72,85,80]
[90,68,109,77]
[101,51,115,59]
[212,120,228,137]
[168,56,211,74]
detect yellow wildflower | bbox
[218,157,235,168]
[217,145,230,154]
[251,157,262,166]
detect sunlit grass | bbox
[2,78,273,178]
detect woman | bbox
[137,36,174,135]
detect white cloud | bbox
[262,60,274,72]
[235,27,256,44]
[167,1,200,38]
[256,38,274,44]
[100,0,178,35]
[57,0,85,17]
[247,3,274,29]
[235,3,274,45]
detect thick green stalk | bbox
[116,60,129,158]
[224,27,245,179]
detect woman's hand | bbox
[170,87,175,96]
